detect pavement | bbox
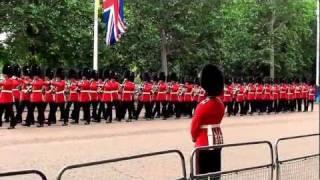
[0,106,318,180]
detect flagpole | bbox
[93,0,99,71]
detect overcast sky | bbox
[0,33,7,42]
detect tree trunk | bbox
[160,29,168,79]
[270,4,276,79]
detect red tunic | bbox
[301,84,309,99]
[191,97,224,147]
[294,85,302,99]
[44,80,54,103]
[139,82,153,102]
[89,80,98,102]
[102,80,113,102]
[156,81,168,101]
[255,84,264,100]
[263,85,271,101]
[223,86,232,103]
[52,80,65,103]
[169,83,180,102]
[247,84,256,101]
[271,85,279,101]
[20,77,31,101]
[287,85,295,100]
[184,83,193,102]
[279,85,288,100]
[308,86,316,101]
[198,88,206,102]
[110,80,120,101]
[235,86,245,102]
[0,78,14,103]
[30,78,44,103]
[11,76,21,101]
[68,79,79,102]
[78,80,91,102]
[122,80,135,102]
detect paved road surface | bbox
[0,107,318,180]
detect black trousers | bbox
[152,101,161,118]
[103,102,113,122]
[47,102,56,124]
[296,99,302,112]
[121,101,134,120]
[174,102,182,118]
[5,101,19,122]
[135,101,152,120]
[273,100,279,113]
[307,100,314,112]
[233,101,244,115]
[0,103,15,127]
[167,102,174,117]
[16,100,32,123]
[303,99,308,111]
[225,102,233,116]
[51,102,67,124]
[114,101,121,121]
[91,101,99,120]
[196,148,221,175]
[29,102,45,126]
[74,102,90,123]
[65,101,77,122]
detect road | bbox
[0,107,318,180]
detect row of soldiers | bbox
[0,64,205,129]
[0,64,317,129]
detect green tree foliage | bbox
[0,0,317,79]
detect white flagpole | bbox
[93,0,99,71]
[316,0,319,86]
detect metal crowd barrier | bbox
[0,169,47,180]
[56,149,187,180]
[275,133,320,180]
[190,141,274,180]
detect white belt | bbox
[56,91,64,94]
[142,92,151,95]
[201,124,220,146]
[103,91,113,93]
[81,90,91,93]
[32,90,42,93]
[171,92,179,95]
[158,92,166,94]
[185,93,192,95]
[70,91,77,94]
[1,90,12,93]
[123,91,134,94]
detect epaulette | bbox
[200,98,209,104]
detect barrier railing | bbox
[275,133,320,180]
[56,149,187,180]
[190,141,274,180]
[0,169,47,180]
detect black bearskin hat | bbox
[91,70,98,80]
[159,72,165,81]
[200,64,224,97]
[45,68,54,79]
[22,65,31,76]
[194,77,200,85]
[142,72,150,82]
[2,63,13,76]
[68,69,77,79]
[169,73,177,82]
[81,68,91,78]
[13,64,21,77]
[98,69,104,79]
[30,65,42,77]
[56,68,65,79]
[129,72,135,82]
[124,70,131,80]
[103,69,110,79]
[152,72,158,82]
[109,70,115,79]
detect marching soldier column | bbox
[0,63,318,129]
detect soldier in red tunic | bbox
[279,79,288,112]
[246,77,256,114]
[89,70,99,121]
[17,66,32,125]
[11,64,22,123]
[234,78,245,116]
[65,69,79,123]
[168,73,181,118]
[29,65,46,127]
[120,71,135,121]
[101,69,114,122]
[73,68,91,124]
[223,78,233,116]
[51,68,67,126]
[0,64,16,129]
[96,69,106,122]
[44,68,55,125]
[307,80,316,112]
[135,72,153,120]
[301,80,309,112]
[191,64,224,174]
[153,72,168,119]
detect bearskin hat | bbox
[152,72,158,82]
[142,72,150,82]
[68,69,77,79]
[200,64,224,97]
[13,64,21,77]
[169,73,177,82]
[91,70,98,80]
[81,68,91,78]
[159,72,166,81]
[124,70,131,80]
[45,68,54,79]
[109,70,115,79]
[194,77,200,85]
[98,69,104,79]
[30,65,42,77]
[2,63,13,76]
[55,68,65,79]
[22,65,31,76]
[129,72,135,82]
[103,69,110,79]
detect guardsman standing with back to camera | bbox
[191,64,225,175]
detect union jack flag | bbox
[102,0,126,45]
